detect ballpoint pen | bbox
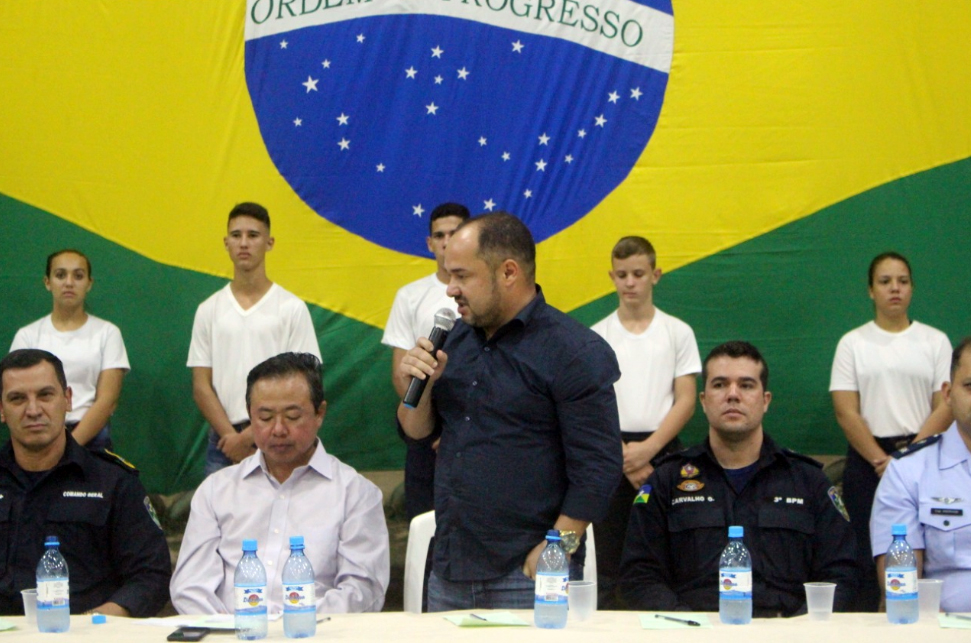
[654,614,701,627]
[470,613,489,621]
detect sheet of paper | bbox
[940,613,971,629]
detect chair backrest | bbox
[403,510,436,614]
[403,512,597,612]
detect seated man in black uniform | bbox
[0,349,171,617]
[620,341,858,616]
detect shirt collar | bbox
[474,284,544,343]
[939,423,971,469]
[242,439,333,483]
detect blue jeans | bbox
[427,559,584,612]
[204,423,249,477]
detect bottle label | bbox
[37,579,69,608]
[719,570,752,599]
[534,573,568,605]
[282,583,316,612]
[885,569,917,601]
[234,585,267,613]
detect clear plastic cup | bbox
[568,580,597,622]
[20,588,37,626]
[918,578,944,617]
[804,582,836,621]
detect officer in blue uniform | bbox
[871,336,971,613]
[0,349,171,617]
[621,341,858,616]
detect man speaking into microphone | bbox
[397,211,622,611]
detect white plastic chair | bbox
[403,511,598,613]
[403,510,436,613]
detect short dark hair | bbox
[951,337,971,379]
[245,352,324,412]
[612,236,656,268]
[460,211,536,282]
[46,249,92,278]
[868,251,912,286]
[229,202,271,232]
[428,203,470,234]
[0,349,68,397]
[702,341,769,390]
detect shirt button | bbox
[266,560,273,566]
[484,347,490,352]
[472,381,478,386]
[465,416,470,422]
[944,520,950,527]
[456,453,462,458]
[274,529,280,534]
[279,495,285,500]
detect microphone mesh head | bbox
[433,308,457,331]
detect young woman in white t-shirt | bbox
[829,251,952,611]
[9,249,130,451]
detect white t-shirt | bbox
[187,283,321,424]
[829,320,951,438]
[381,273,456,350]
[592,308,701,434]
[10,314,130,424]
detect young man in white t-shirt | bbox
[591,235,701,609]
[187,202,321,476]
[382,203,469,519]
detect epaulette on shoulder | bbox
[782,448,823,468]
[892,435,942,459]
[654,450,686,468]
[93,449,140,474]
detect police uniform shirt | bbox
[620,433,858,617]
[0,433,171,616]
[871,424,971,613]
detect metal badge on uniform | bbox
[931,497,962,504]
[634,484,652,505]
[828,486,850,522]
[680,464,699,479]
[144,496,163,530]
[677,480,704,493]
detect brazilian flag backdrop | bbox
[1,1,969,493]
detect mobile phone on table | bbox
[167,626,211,641]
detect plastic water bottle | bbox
[36,535,70,633]
[885,523,918,624]
[282,536,316,638]
[534,530,569,629]
[719,525,752,625]
[234,539,268,640]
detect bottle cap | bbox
[728,525,743,538]
[44,535,60,547]
[92,614,107,624]
[891,524,907,537]
[289,535,305,548]
[545,529,561,540]
[242,539,258,552]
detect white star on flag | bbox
[478,137,487,146]
[337,113,349,125]
[483,199,496,211]
[293,118,302,126]
[535,159,547,171]
[322,59,331,69]
[578,129,587,139]
[280,40,288,49]
[565,155,574,163]
[413,204,424,217]
[538,133,551,146]
[524,189,532,198]
[631,87,643,100]
[303,76,319,93]
[431,46,444,58]
[426,102,439,115]
[338,138,350,150]
[512,40,524,53]
[608,91,620,103]
[357,34,365,43]
[376,163,385,172]
[435,75,443,85]
[595,114,607,127]
[502,152,511,161]
[457,67,470,80]
[405,67,417,79]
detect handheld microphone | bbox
[402,308,457,408]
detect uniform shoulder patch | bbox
[828,486,850,522]
[93,449,140,474]
[633,484,651,505]
[892,435,942,459]
[782,448,823,468]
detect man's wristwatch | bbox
[557,530,581,555]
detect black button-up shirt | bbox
[426,287,622,581]
[0,434,172,616]
[621,433,858,616]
